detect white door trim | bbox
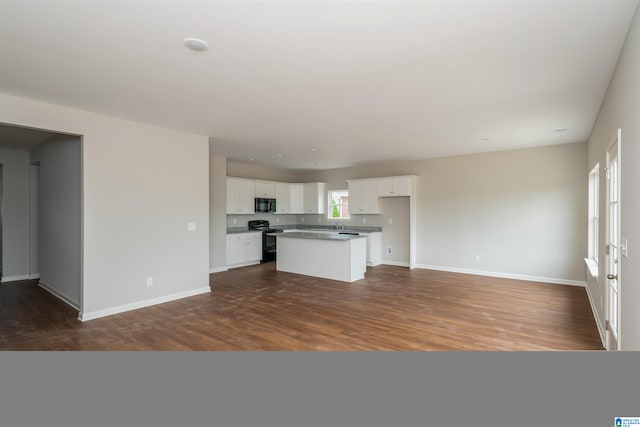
[605,129,621,351]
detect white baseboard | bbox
[382,261,410,267]
[1,274,30,283]
[226,261,260,270]
[78,286,211,322]
[38,281,80,310]
[29,273,41,280]
[584,283,606,348]
[209,266,229,273]
[415,264,587,287]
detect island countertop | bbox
[268,231,367,241]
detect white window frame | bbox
[585,163,599,279]
[328,189,350,220]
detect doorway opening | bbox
[0,122,83,316]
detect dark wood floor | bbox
[0,264,603,351]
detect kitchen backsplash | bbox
[227,213,390,229]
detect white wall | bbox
[416,143,587,282]
[210,154,228,272]
[0,93,210,320]
[586,4,640,350]
[30,134,82,307]
[0,147,29,281]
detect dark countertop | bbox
[226,228,256,234]
[227,225,382,235]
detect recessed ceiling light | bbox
[553,128,568,132]
[482,137,493,141]
[183,38,209,52]
[311,148,318,152]
[276,153,284,157]
[249,158,255,161]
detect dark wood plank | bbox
[0,265,603,351]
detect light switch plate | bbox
[621,238,628,258]
[187,222,196,231]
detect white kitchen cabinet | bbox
[226,232,262,267]
[348,179,379,214]
[363,232,382,266]
[303,182,326,214]
[255,180,276,198]
[227,177,256,214]
[275,182,291,214]
[289,183,304,214]
[377,176,414,197]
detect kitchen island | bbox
[271,232,367,283]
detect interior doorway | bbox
[0,122,82,315]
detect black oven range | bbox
[248,220,283,263]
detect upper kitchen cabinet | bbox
[255,180,276,198]
[377,175,416,197]
[303,182,326,214]
[275,182,291,214]
[227,177,256,214]
[348,179,379,214]
[289,183,304,214]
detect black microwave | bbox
[255,198,276,213]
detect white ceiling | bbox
[0,1,637,170]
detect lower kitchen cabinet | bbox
[363,232,382,266]
[226,232,262,268]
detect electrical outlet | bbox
[276,217,280,223]
[301,217,305,222]
[362,218,367,224]
[318,217,321,223]
[233,218,237,225]
[187,222,196,231]
[388,218,393,225]
[146,277,153,287]
[387,247,392,254]
[474,255,480,263]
